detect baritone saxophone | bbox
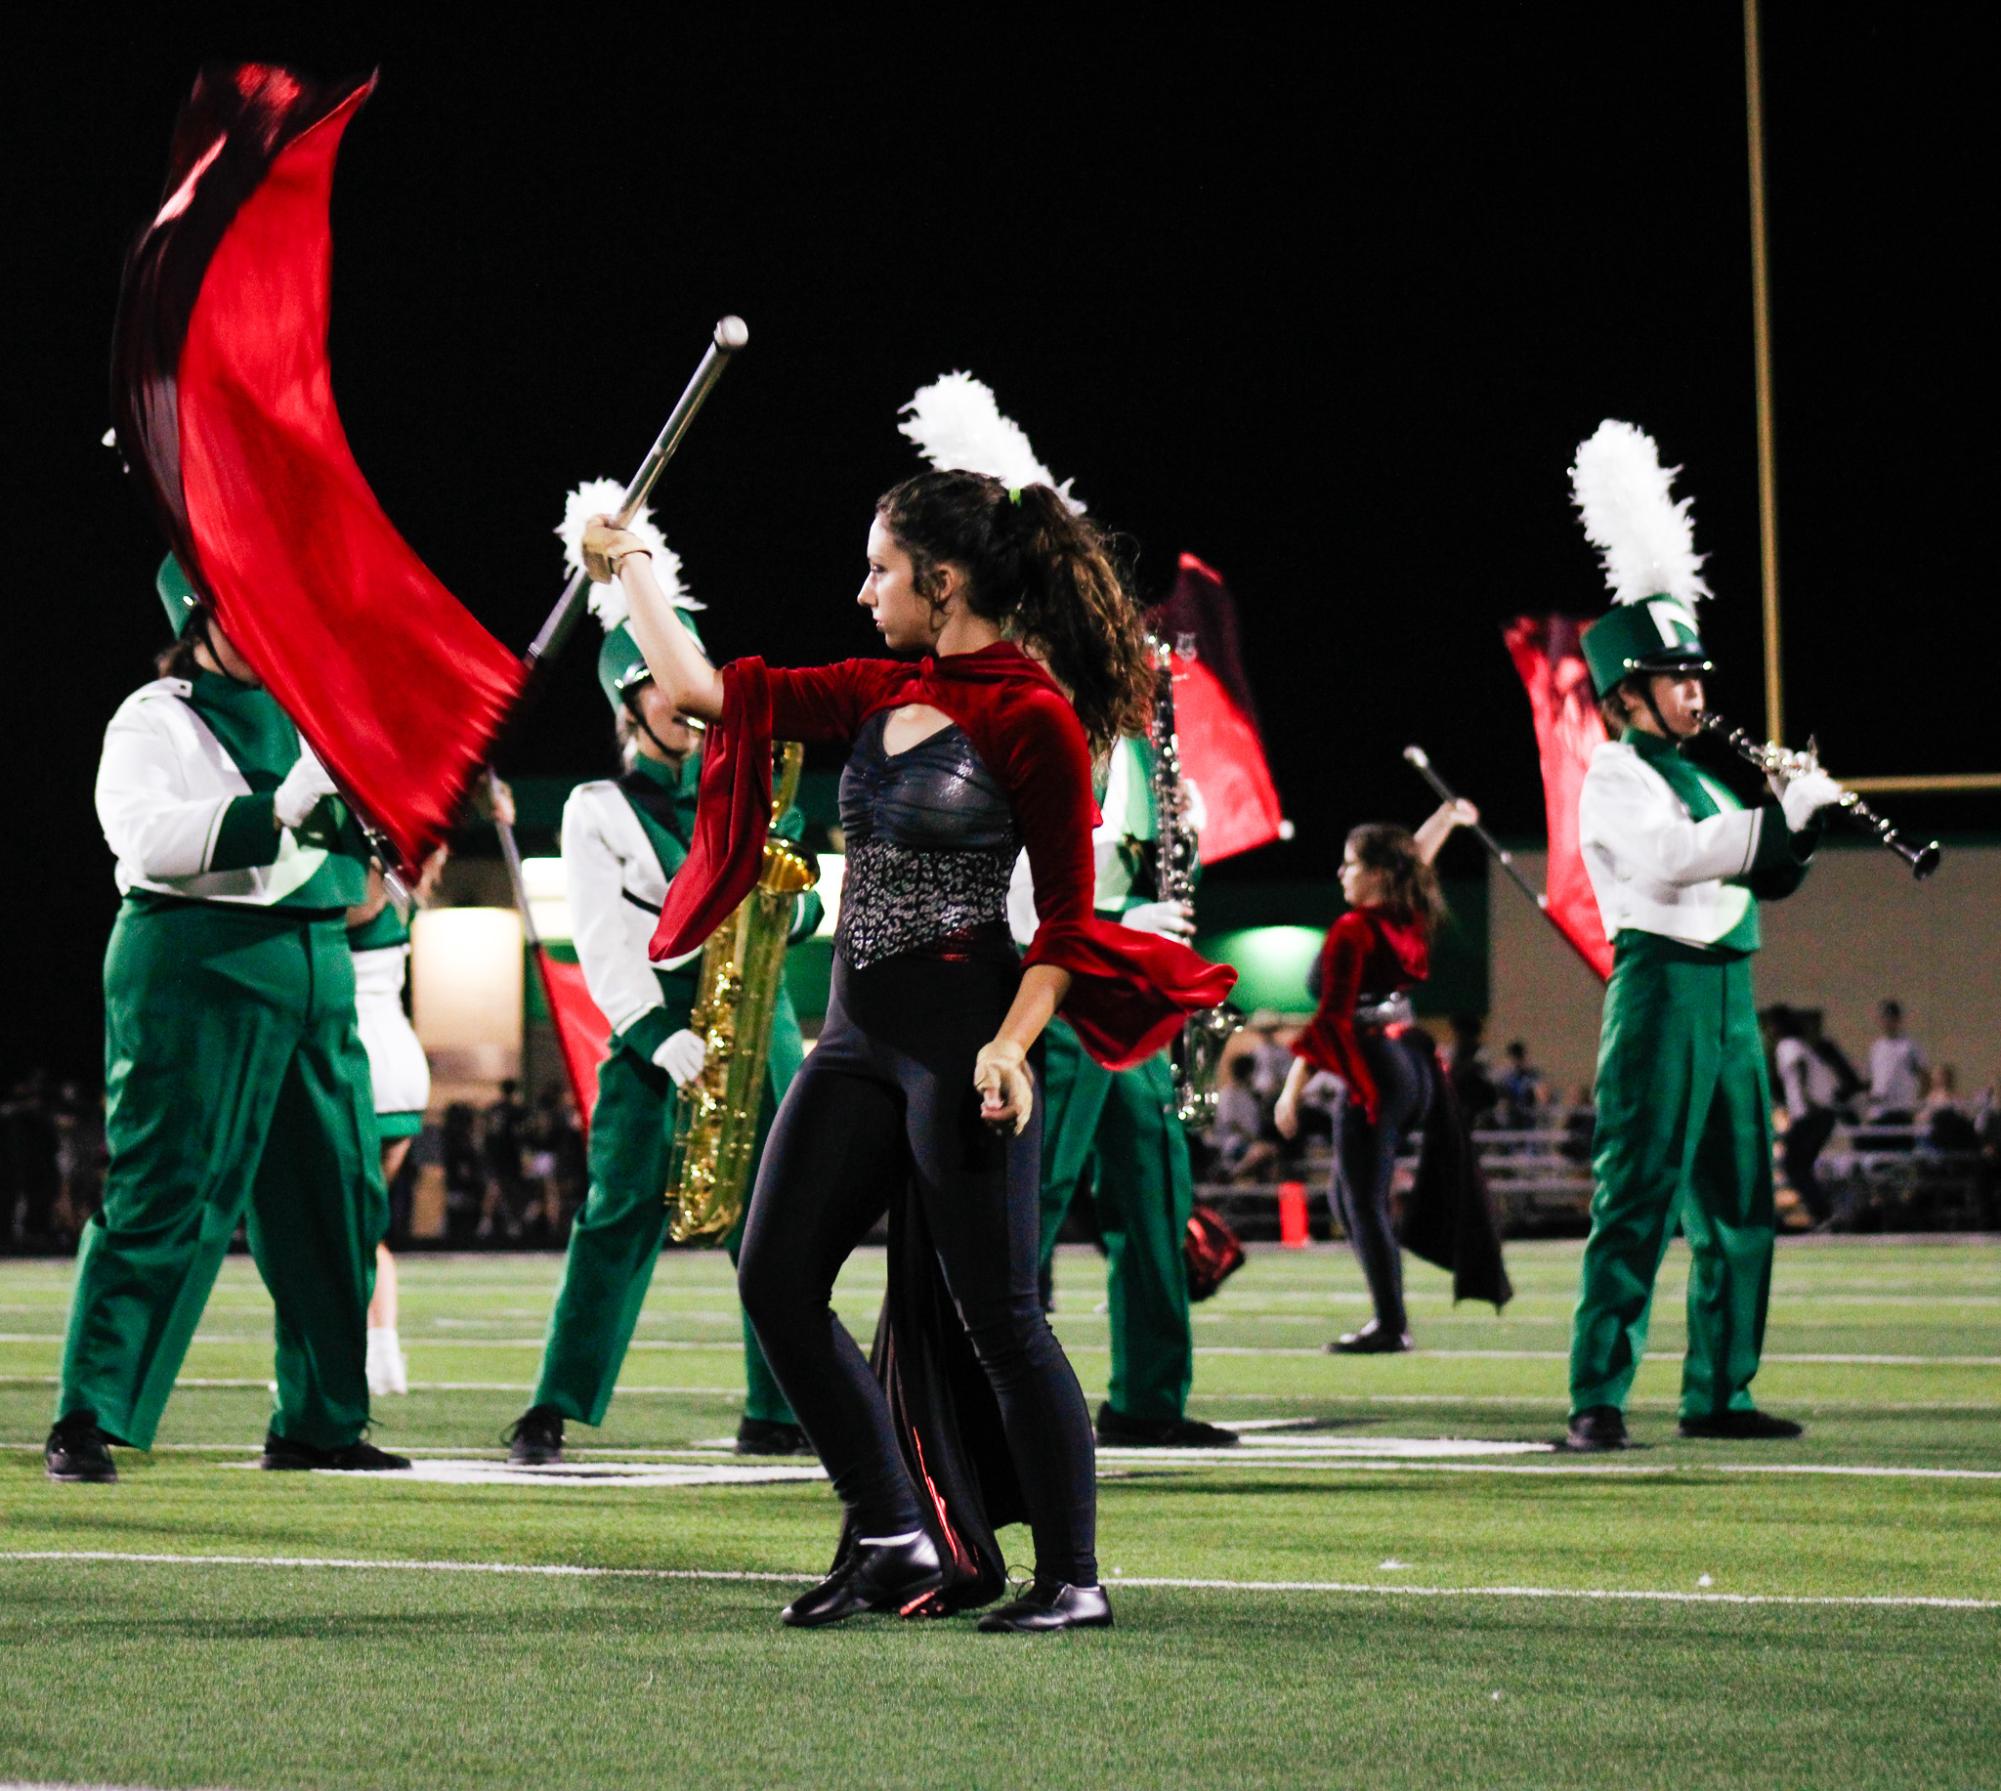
[665,741,818,1241]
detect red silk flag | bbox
[1503,616,1613,980]
[1147,553,1285,865]
[533,949,610,1144]
[111,66,527,878]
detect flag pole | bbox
[1402,744,1605,977]
[1744,0,1784,744]
[524,316,749,672]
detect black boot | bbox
[1558,1405,1628,1452]
[1679,1410,1804,1440]
[1095,1404,1238,1449]
[504,1407,564,1465]
[781,1533,943,1628]
[734,1417,815,1457]
[1327,1318,1414,1355]
[259,1432,411,1471]
[977,1581,1114,1634]
[45,1415,117,1484]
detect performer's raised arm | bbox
[582,515,725,721]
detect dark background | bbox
[12,7,1992,1084]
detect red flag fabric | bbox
[1503,616,1613,980]
[112,65,527,878]
[1147,553,1284,864]
[534,949,609,1145]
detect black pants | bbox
[737,955,1097,1584]
[1330,1028,1436,1334]
[1783,1107,1838,1222]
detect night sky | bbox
[16,9,1992,1084]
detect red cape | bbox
[654,643,1234,1070]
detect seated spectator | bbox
[1213,1056,1279,1183]
[1919,1066,1979,1155]
[1868,1000,1926,1124]
[1446,1015,1497,1131]
[1497,1041,1548,1130]
[1559,1085,1596,1166]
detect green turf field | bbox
[3,1238,1997,1790]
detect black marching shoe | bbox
[45,1415,118,1483]
[781,1532,944,1628]
[1558,1406,1629,1453]
[1095,1404,1238,1449]
[735,1417,815,1458]
[1679,1410,1805,1441]
[1328,1319,1414,1355]
[977,1581,1114,1634]
[259,1432,411,1471]
[505,1407,565,1465]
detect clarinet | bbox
[1694,712,1941,880]
[1149,635,1243,1129]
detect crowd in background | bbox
[8,997,1998,1253]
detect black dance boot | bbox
[781,1532,944,1628]
[977,1581,1114,1634]
[1558,1406,1629,1452]
[1679,1410,1804,1440]
[1328,1318,1414,1355]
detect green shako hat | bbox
[557,478,706,716]
[1570,420,1715,696]
[156,554,202,638]
[595,612,706,713]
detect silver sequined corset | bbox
[834,713,1020,969]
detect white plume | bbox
[897,371,1085,513]
[555,477,703,636]
[1569,420,1711,607]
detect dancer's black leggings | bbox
[736,954,1098,1584]
[1330,1028,1436,1334]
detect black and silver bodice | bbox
[835,711,1020,968]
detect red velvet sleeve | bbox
[1292,913,1380,1123]
[766,659,905,743]
[1009,692,1236,1070]
[649,659,775,963]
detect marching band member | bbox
[1561,422,1842,1451]
[584,469,1230,1632]
[509,512,819,1465]
[1007,734,1237,1449]
[46,557,407,1481]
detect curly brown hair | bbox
[1346,823,1448,934]
[875,469,1151,756]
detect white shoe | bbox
[367,1328,410,1397]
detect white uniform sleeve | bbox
[562,792,666,1037]
[1580,750,1764,888]
[95,697,242,879]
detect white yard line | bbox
[1,1549,1991,1611]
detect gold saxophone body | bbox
[665,741,818,1242]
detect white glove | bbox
[1121,899,1195,940]
[273,746,340,829]
[1780,769,1845,831]
[653,1028,707,1088]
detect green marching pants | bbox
[1569,934,1776,1420]
[1038,1019,1194,1423]
[57,901,386,1451]
[532,1001,802,1427]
